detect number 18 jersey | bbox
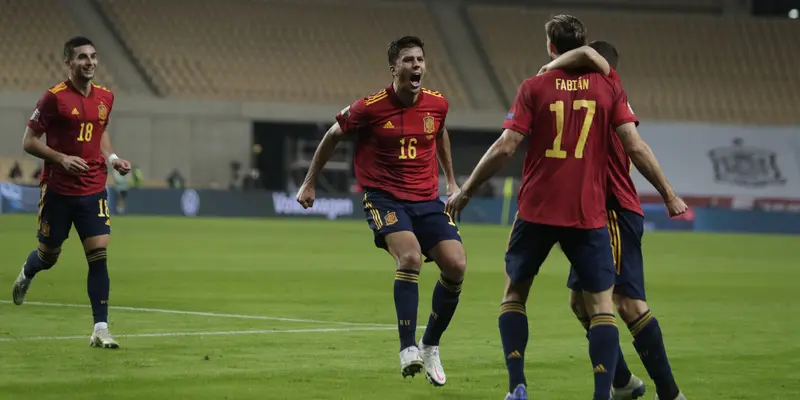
[503,70,637,229]
[27,80,115,196]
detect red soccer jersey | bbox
[336,84,448,202]
[606,68,642,215]
[28,80,115,196]
[503,70,638,229]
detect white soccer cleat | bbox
[11,265,32,305]
[654,393,686,400]
[90,328,120,349]
[419,341,446,386]
[399,345,424,378]
[612,374,647,400]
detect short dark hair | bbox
[589,40,619,70]
[387,36,425,66]
[63,36,94,60]
[545,14,587,55]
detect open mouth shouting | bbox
[410,71,422,89]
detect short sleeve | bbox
[611,86,639,128]
[502,81,535,135]
[335,98,369,133]
[27,91,58,134]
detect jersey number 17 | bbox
[546,100,595,159]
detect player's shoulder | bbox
[362,88,390,108]
[91,82,115,100]
[46,81,69,96]
[421,87,448,108]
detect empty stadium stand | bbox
[96,0,473,109]
[468,5,800,124]
[0,0,118,93]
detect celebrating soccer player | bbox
[11,37,131,349]
[446,15,686,400]
[296,36,465,386]
[540,41,687,400]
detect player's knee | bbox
[440,254,467,280]
[395,251,422,271]
[614,296,649,324]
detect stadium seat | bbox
[0,0,119,93]
[467,5,800,124]
[96,0,473,109]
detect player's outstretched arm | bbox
[101,132,131,175]
[296,122,348,208]
[437,127,458,194]
[446,129,524,220]
[538,46,610,76]
[22,127,88,173]
[614,122,687,216]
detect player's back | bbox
[510,69,625,229]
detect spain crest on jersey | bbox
[98,104,108,121]
[423,115,435,134]
[385,211,398,226]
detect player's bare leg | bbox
[419,239,466,387]
[500,273,533,400]
[614,295,683,400]
[83,234,118,349]
[571,291,645,400]
[12,243,61,305]
[385,231,424,377]
[582,287,620,400]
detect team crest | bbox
[39,222,50,237]
[423,115,435,134]
[98,104,108,121]
[385,211,398,226]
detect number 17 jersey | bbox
[503,70,638,229]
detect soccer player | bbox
[446,15,686,400]
[295,36,465,386]
[540,41,687,400]
[11,36,131,349]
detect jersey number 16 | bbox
[546,100,595,159]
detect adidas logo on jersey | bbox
[71,108,80,115]
[383,121,394,129]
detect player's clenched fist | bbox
[296,183,316,209]
[59,155,89,173]
[111,158,131,175]
[665,196,688,217]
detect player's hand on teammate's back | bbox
[536,65,549,76]
[112,158,131,175]
[445,188,470,222]
[296,183,316,209]
[59,155,89,174]
[665,196,688,217]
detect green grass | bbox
[0,214,799,399]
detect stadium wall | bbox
[2,91,800,203]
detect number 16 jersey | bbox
[503,70,638,229]
[336,83,449,202]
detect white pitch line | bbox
[0,326,399,342]
[0,300,394,327]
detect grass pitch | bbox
[0,214,798,399]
